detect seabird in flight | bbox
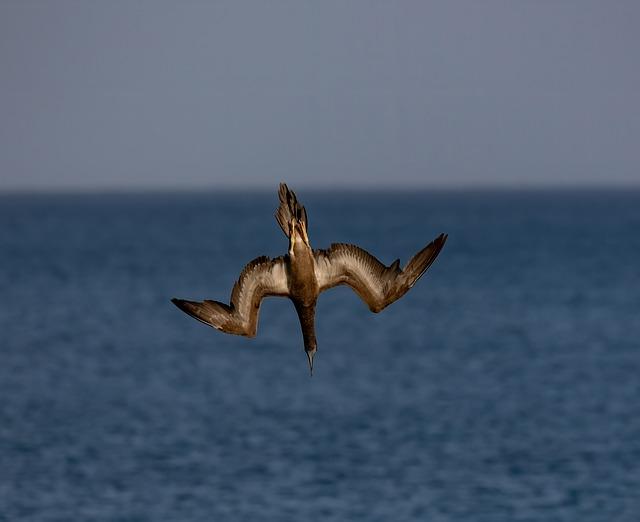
[172,183,447,375]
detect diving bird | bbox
[172,184,447,375]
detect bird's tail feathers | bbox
[275,183,308,238]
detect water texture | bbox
[1,190,639,521]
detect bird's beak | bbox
[306,350,315,376]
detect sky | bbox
[0,0,638,191]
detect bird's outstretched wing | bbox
[314,233,447,312]
[172,256,289,337]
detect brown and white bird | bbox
[172,183,447,375]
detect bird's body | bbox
[172,184,447,374]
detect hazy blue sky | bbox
[1,1,638,190]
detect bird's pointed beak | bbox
[306,350,315,376]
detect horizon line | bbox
[2,181,640,195]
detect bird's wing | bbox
[313,233,447,312]
[172,255,289,337]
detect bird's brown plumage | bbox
[313,233,447,313]
[172,255,288,337]
[172,183,447,374]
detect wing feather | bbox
[314,233,447,312]
[230,255,289,323]
[172,255,289,337]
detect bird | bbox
[172,183,447,375]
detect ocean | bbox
[1,190,639,521]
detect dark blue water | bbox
[1,190,639,521]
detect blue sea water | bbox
[1,190,639,521]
